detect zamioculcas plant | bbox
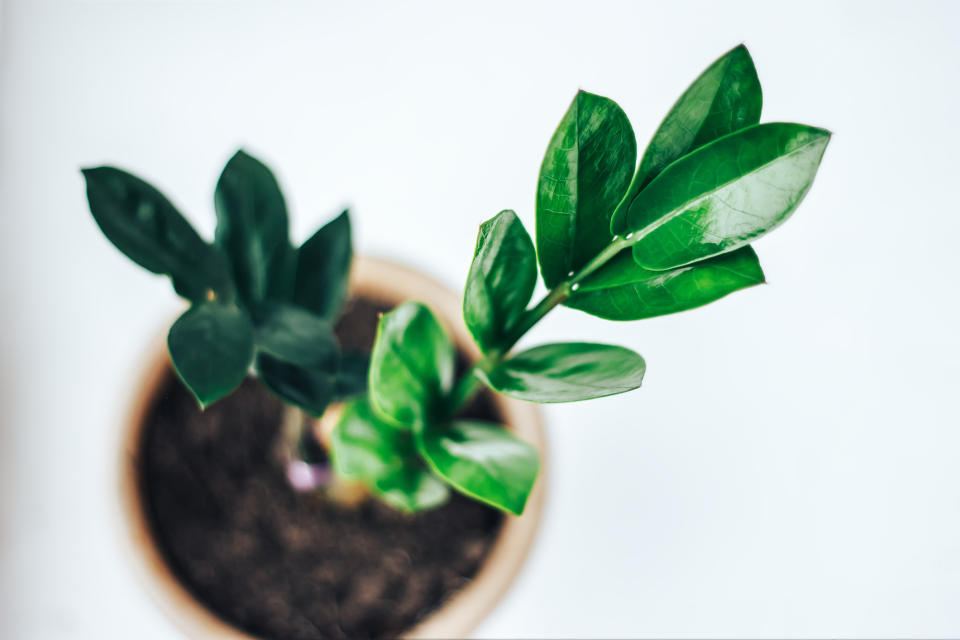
[82,151,365,443]
[330,44,830,515]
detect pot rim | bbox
[118,255,547,639]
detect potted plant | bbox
[87,44,828,639]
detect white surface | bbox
[2,1,959,638]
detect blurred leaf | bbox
[463,210,537,353]
[254,303,338,368]
[566,245,764,320]
[331,397,449,512]
[537,91,636,286]
[374,466,450,513]
[82,166,234,302]
[167,302,254,408]
[416,420,539,515]
[335,350,370,399]
[214,150,290,307]
[255,354,339,417]
[368,302,455,428]
[627,123,830,270]
[265,243,298,303]
[477,342,645,403]
[294,210,352,319]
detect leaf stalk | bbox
[446,233,632,415]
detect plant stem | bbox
[446,364,486,413]
[447,234,632,416]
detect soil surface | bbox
[140,296,504,639]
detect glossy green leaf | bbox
[369,302,455,429]
[416,420,539,515]
[255,354,338,416]
[167,302,254,408]
[611,46,761,234]
[81,167,234,302]
[566,245,764,321]
[332,397,449,512]
[332,397,410,479]
[477,342,645,403]
[214,150,289,307]
[627,123,830,270]
[294,210,352,319]
[463,210,537,353]
[537,91,636,287]
[374,466,450,512]
[335,350,370,399]
[253,303,338,368]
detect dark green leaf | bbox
[416,420,539,515]
[331,397,449,512]
[463,210,537,353]
[368,302,455,428]
[214,150,290,308]
[167,302,254,408]
[642,45,761,179]
[294,210,352,319]
[265,243,298,303]
[254,303,338,368]
[81,166,234,302]
[537,91,636,287]
[609,46,762,235]
[477,342,645,403]
[566,245,764,321]
[627,123,830,270]
[335,350,370,399]
[256,354,338,416]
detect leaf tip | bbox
[80,166,110,184]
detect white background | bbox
[2,1,959,638]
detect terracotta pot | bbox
[118,256,547,639]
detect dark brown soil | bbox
[139,296,505,639]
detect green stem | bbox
[446,360,487,413]
[447,234,632,416]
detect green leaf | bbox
[566,245,764,321]
[81,166,234,302]
[610,46,761,235]
[294,210,352,319]
[477,342,646,403]
[643,45,761,178]
[627,123,830,270]
[265,243,298,303]
[331,397,449,512]
[254,303,338,368]
[167,302,254,408]
[335,350,370,399]
[255,354,338,416]
[368,302,455,429]
[214,150,290,308]
[416,420,539,515]
[332,397,409,479]
[463,210,537,353]
[537,91,637,287]
[374,467,450,513]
